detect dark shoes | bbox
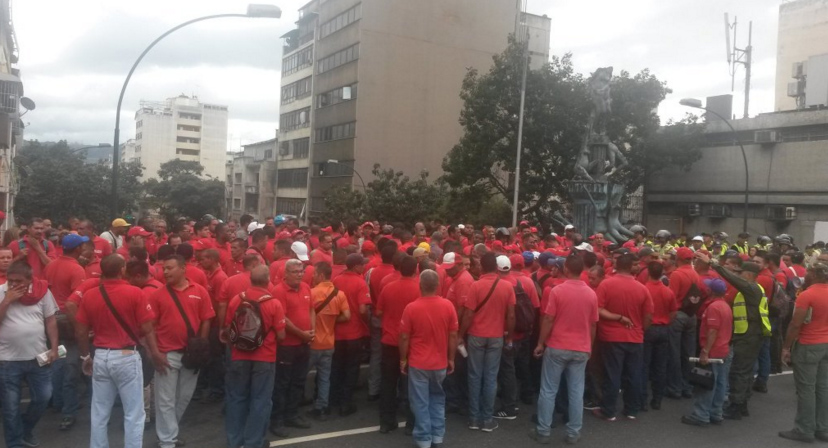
[816,431,828,442]
[752,380,768,393]
[339,404,357,417]
[528,428,551,445]
[681,416,709,427]
[306,408,329,422]
[723,403,746,420]
[284,416,311,429]
[779,429,815,443]
[379,422,398,434]
[649,399,661,411]
[59,416,76,431]
[269,424,290,438]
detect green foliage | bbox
[15,140,144,227]
[143,159,224,225]
[321,186,366,224]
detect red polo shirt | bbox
[206,267,229,304]
[69,278,101,306]
[446,269,474,311]
[269,257,292,285]
[795,284,828,344]
[43,255,87,311]
[331,264,346,280]
[75,279,155,349]
[464,273,516,338]
[139,279,164,300]
[332,270,372,340]
[310,249,333,267]
[218,272,275,304]
[645,279,678,325]
[700,298,732,358]
[596,274,654,343]
[544,279,598,353]
[85,259,101,278]
[400,296,458,370]
[669,264,701,309]
[377,277,420,346]
[272,281,313,346]
[185,264,209,290]
[8,238,57,279]
[225,287,286,362]
[369,263,396,304]
[92,236,113,260]
[379,271,402,295]
[148,283,215,353]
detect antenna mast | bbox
[725,13,753,118]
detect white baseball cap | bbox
[442,252,458,269]
[564,224,575,231]
[496,255,511,272]
[574,242,594,253]
[692,235,704,242]
[291,241,309,261]
[247,221,265,233]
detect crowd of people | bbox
[0,212,826,448]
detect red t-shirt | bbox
[148,283,215,353]
[69,278,101,306]
[8,238,58,279]
[669,265,701,309]
[464,273,516,338]
[206,267,229,305]
[224,287,286,362]
[272,281,313,346]
[400,296,458,370]
[75,279,155,348]
[310,249,333,267]
[92,236,113,260]
[269,257,292,285]
[85,260,101,278]
[139,279,164,300]
[645,279,678,325]
[446,269,474,312]
[185,264,209,290]
[795,283,828,344]
[332,270,372,340]
[544,279,598,353]
[43,256,87,311]
[700,298,733,358]
[377,277,420,346]
[331,264,346,280]
[596,274,654,343]
[369,264,396,304]
[379,271,402,295]
[218,272,275,304]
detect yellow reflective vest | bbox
[733,284,771,337]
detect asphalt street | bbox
[28,371,806,448]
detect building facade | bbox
[225,138,278,222]
[128,95,229,180]
[646,108,828,244]
[775,0,828,111]
[0,0,22,227]
[274,0,550,218]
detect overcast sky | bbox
[15,0,783,149]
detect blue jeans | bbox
[688,350,731,423]
[408,367,447,448]
[466,335,503,422]
[755,337,771,384]
[601,342,643,418]
[536,348,589,437]
[0,360,53,448]
[309,348,334,410]
[668,312,696,396]
[51,341,81,418]
[91,349,145,448]
[225,360,275,448]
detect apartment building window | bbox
[319,4,361,39]
[136,132,142,140]
[317,84,357,108]
[233,198,241,210]
[281,76,313,105]
[317,44,359,75]
[265,149,273,159]
[135,145,142,152]
[136,120,143,128]
[277,168,309,188]
[315,122,356,143]
[234,173,242,183]
[282,45,314,76]
[177,124,200,132]
[277,197,306,216]
[293,138,310,159]
[176,136,200,144]
[279,107,311,132]
[179,112,202,120]
[176,148,199,156]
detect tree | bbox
[321,186,366,224]
[15,140,144,226]
[143,160,225,225]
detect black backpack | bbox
[769,279,792,320]
[531,271,552,295]
[228,292,273,351]
[514,281,536,334]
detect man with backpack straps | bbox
[666,248,703,399]
[222,265,286,448]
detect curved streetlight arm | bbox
[328,160,366,190]
[112,13,248,218]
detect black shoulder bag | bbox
[474,278,501,312]
[98,284,154,386]
[166,285,211,371]
[315,287,340,314]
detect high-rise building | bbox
[225,138,278,221]
[775,0,828,111]
[275,0,550,218]
[0,0,22,228]
[129,95,229,180]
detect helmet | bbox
[776,234,793,243]
[655,230,671,240]
[200,214,216,223]
[274,214,286,225]
[758,235,772,245]
[495,227,511,237]
[717,232,729,240]
[629,225,647,235]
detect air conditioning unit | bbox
[706,204,731,219]
[788,80,806,97]
[685,203,701,217]
[754,130,780,145]
[767,205,797,221]
[792,61,806,79]
[278,145,290,157]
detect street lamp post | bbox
[327,159,366,190]
[71,143,112,154]
[680,98,749,233]
[111,4,281,219]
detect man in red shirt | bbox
[753,251,780,393]
[77,220,112,261]
[74,255,167,448]
[269,239,294,285]
[192,249,227,403]
[9,218,56,279]
[682,278,732,427]
[642,261,676,411]
[43,233,89,431]
[149,256,214,448]
[310,233,333,266]
[531,255,597,445]
[246,229,268,266]
[399,269,458,448]
[174,244,208,290]
[594,253,653,421]
[126,260,164,299]
[330,254,371,415]
[270,259,315,437]
[376,255,419,433]
[366,241,398,401]
[146,220,168,260]
[116,226,153,260]
[667,247,702,399]
[224,238,246,277]
[459,252,516,432]
[222,265,286,448]
[216,255,268,330]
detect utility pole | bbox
[512,0,529,228]
[725,14,752,119]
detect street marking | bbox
[269,421,407,446]
[771,371,793,376]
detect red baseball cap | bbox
[276,231,291,240]
[321,226,333,233]
[127,226,152,237]
[676,247,694,260]
[362,221,374,229]
[530,227,538,233]
[291,229,305,237]
[519,220,529,226]
[509,253,525,268]
[492,241,504,250]
[362,240,376,252]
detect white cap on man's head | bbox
[291,241,309,261]
[247,221,265,233]
[442,252,458,269]
[692,236,704,242]
[564,224,575,231]
[496,255,511,272]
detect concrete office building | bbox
[275,0,550,217]
[129,95,229,180]
[0,0,22,228]
[775,0,828,111]
[226,138,279,221]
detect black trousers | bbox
[330,338,363,408]
[380,344,414,428]
[272,344,310,423]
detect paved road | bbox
[31,371,803,448]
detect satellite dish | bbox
[20,97,36,111]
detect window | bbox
[135,145,142,152]
[265,149,273,159]
[177,124,200,132]
[315,122,356,142]
[179,112,201,120]
[317,84,357,108]
[136,120,143,128]
[176,136,200,144]
[319,4,361,39]
[277,197,306,216]
[277,168,309,188]
[293,138,310,159]
[279,107,311,131]
[176,148,199,156]
[282,45,313,76]
[317,44,359,74]
[136,132,142,140]
[281,76,313,105]
[233,198,241,210]
[234,173,242,183]
[318,160,354,177]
